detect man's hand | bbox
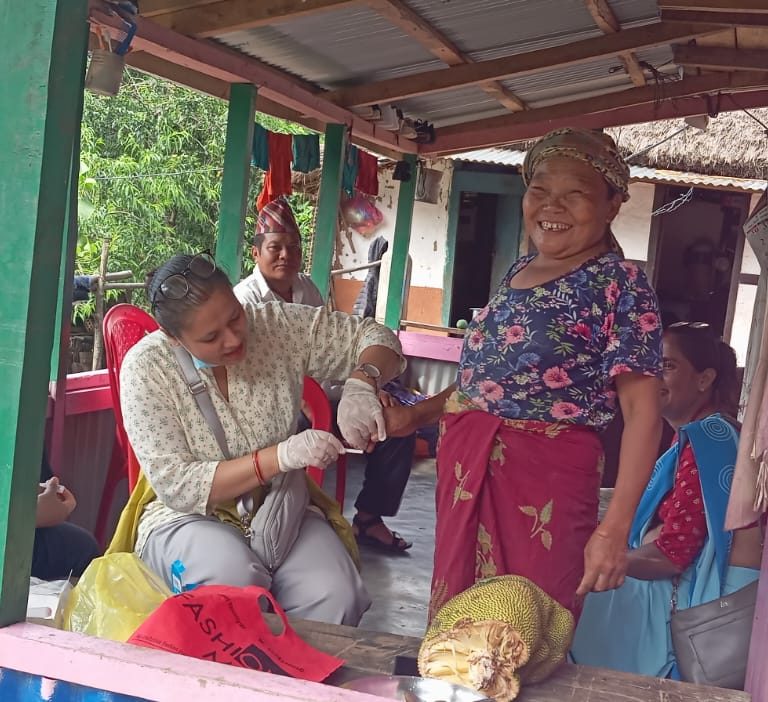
[383,404,420,438]
[36,477,76,528]
[575,528,628,601]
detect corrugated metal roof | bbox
[447,148,768,192]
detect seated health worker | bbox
[113,251,406,626]
[571,323,762,677]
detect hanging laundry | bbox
[355,149,379,197]
[251,124,270,170]
[342,144,359,196]
[292,133,320,173]
[257,131,293,211]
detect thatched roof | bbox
[606,110,768,181]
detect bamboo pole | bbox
[91,238,110,371]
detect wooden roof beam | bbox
[88,4,418,155]
[364,0,526,111]
[325,21,725,107]
[674,45,768,71]
[139,1,221,18]
[584,0,646,87]
[662,10,768,27]
[426,71,768,154]
[658,0,768,11]
[148,0,359,37]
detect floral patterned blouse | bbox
[457,252,662,428]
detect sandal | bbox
[353,514,412,552]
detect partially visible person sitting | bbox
[571,323,762,678]
[235,197,416,553]
[34,449,101,580]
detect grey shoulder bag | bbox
[171,346,309,572]
[670,576,758,690]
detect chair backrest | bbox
[103,303,158,491]
[302,376,332,487]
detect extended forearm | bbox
[207,445,280,508]
[626,542,683,580]
[416,384,456,425]
[353,345,403,386]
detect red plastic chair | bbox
[302,376,347,509]
[94,304,158,546]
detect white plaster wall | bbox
[335,160,453,287]
[612,181,655,263]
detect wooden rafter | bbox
[89,4,418,155]
[139,0,220,17]
[364,0,526,111]
[425,70,768,154]
[147,0,358,37]
[658,0,768,11]
[325,21,724,107]
[662,9,768,27]
[584,0,646,87]
[674,44,768,71]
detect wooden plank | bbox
[216,83,256,282]
[584,0,647,87]
[127,50,232,99]
[324,21,724,107]
[89,6,417,156]
[663,9,768,26]
[365,0,526,111]
[152,0,359,37]
[398,330,463,363]
[674,44,768,70]
[311,124,347,300]
[0,0,89,628]
[426,71,768,154]
[385,154,418,330]
[659,0,768,11]
[140,0,221,17]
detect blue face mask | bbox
[192,355,218,370]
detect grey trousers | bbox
[141,509,371,626]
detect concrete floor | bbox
[324,456,437,639]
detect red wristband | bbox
[252,450,265,485]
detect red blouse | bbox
[654,443,707,570]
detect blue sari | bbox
[570,414,759,678]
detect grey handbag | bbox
[171,345,309,572]
[670,579,758,690]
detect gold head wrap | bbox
[522,128,629,256]
[522,128,630,202]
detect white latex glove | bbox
[337,378,387,450]
[277,429,345,472]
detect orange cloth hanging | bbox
[257,131,293,211]
[355,149,379,196]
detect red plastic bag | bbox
[128,585,344,682]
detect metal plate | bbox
[342,674,491,702]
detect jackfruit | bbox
[418,575,575,701]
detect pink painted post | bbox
[745,535,768,701]
[0,623,385,702]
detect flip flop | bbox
[353,514,412,552]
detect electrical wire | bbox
[93,167,223,180]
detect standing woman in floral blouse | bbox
[428,128,664,620]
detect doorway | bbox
[442,168,524,327]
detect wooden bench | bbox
[290,617,750,702]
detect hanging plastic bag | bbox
[128,585,345,683]
[63,552,171,642]
[341,194,383,236]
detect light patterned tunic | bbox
[120,300,404,554]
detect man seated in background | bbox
[235,197,416,552]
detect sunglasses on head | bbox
[151,251,217,309]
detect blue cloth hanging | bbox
[292,133,320,173]
[251,124,270,170]
[342,145,359,195]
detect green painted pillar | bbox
[216,83,256,283]
[0,0,89,626]
[384,155,418,329]
[310,124,347,300]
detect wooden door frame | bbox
[442,168,524,326]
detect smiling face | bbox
[660,333,716,428]
[254,231,302,288]
[174,286,248,366]
[522,156,622,262]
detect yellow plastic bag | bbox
[63,552,171,642]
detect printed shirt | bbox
[457,252,662,428]
[120,301,404,555]
[654,443,707,570]
[234,267,325,307]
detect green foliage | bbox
[78,68,317,307]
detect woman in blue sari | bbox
[571,322,762,678]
